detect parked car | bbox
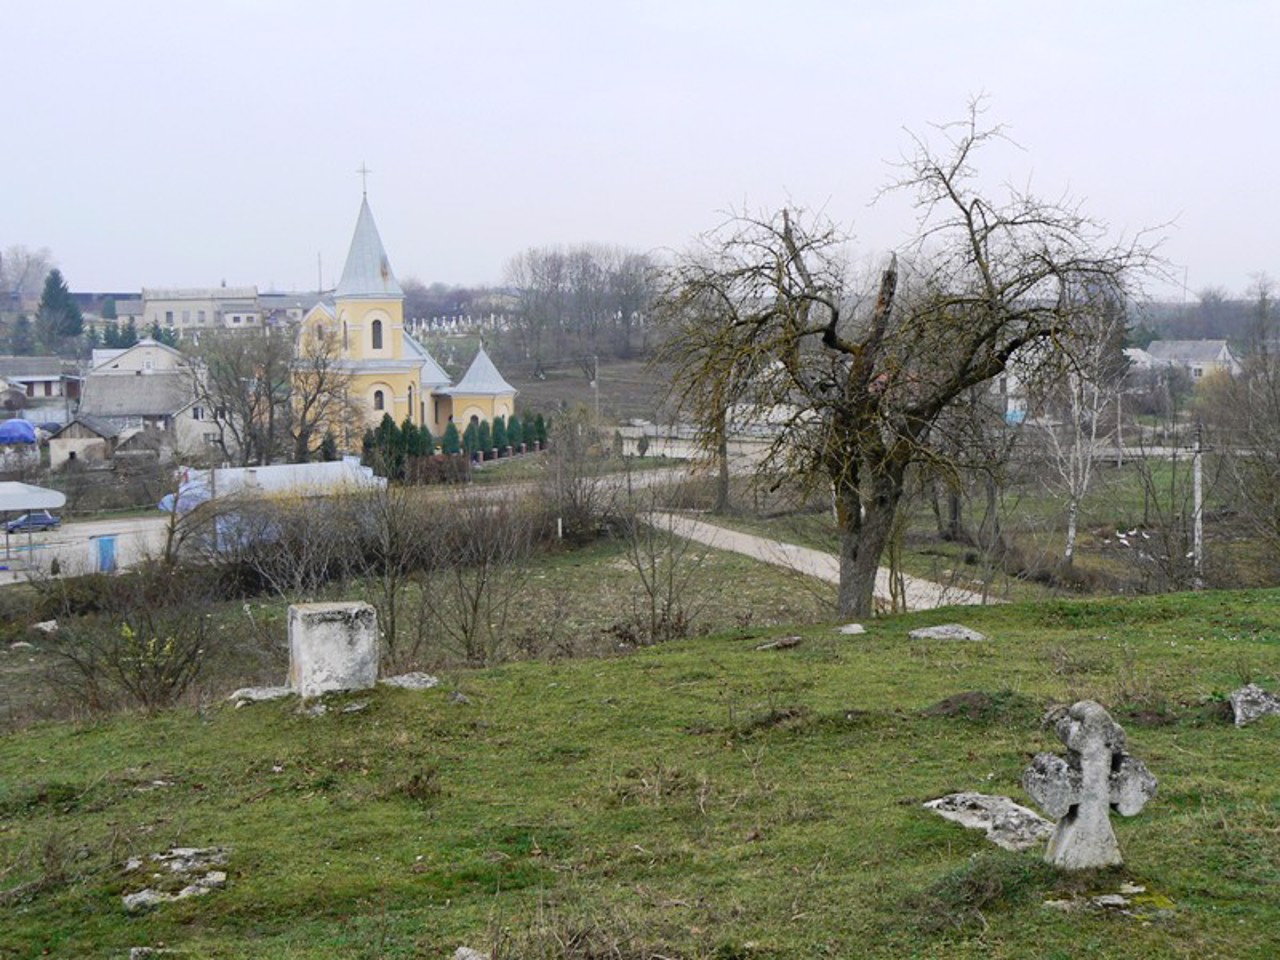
[5,510,61,533]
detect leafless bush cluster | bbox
[37,564,218,713]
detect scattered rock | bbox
[1042,883,1174,920]
[755,635,802,651]
[450,691,471,705]
[8,640,34,650]
[909,623,987,641]
[923,792,1054,851]
[836,623,866,635]
[1228,683,1280,727]
[341,700,369,714]
[121,847,229,912]
[227,686,292,706]
[380,672,441,690]
[32,619,58,634]
[454,949,491,960]
[301,702,328,718]
[123,889,168,912]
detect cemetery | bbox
[1,586,1277,957]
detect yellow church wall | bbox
[449,393,515,428]
[336,298,403,361]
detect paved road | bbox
[650,511,994,611]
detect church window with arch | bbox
[373,390,385,411]
[371,319,383,350]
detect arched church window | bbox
[407,385,414,421]
[371,319,383,350]
[374,390,385,411]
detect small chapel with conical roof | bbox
[297,192,515,447]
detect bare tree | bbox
[618,483,715,642]
[1201,274,1280,573]
[1034,293,1129,565]
[0,245,53,307]
[290,324,356,461]
[420,492,538,665]
[657,107,1151,616]
[191,330,293,465]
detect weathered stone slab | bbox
[923,792,1053,851]
[1228,683,1280,727]
[227,685,293,705]
[908,623,987,641]
[287,602,378,698]
[380,672,441,690]
[1023,700,1156,870]
[837,623,866,635]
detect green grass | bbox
[3,590,1279,957]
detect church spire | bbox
[335,194,403,300]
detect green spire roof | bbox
[335,196,403,300]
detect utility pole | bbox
[591,354,600,424]
[1192,420,1204,589]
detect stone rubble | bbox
[923,792,1054,851]
[380,672,441,690]
[121,847,229,912]
[1228,683,1280,727]
[227,686,292,706]
[908,623,988,641]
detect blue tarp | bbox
[0,420,37,444]
[158,480,211,515]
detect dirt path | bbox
[651,512,995,611]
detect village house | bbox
[1139,339,1241,380]
[77,338,220,456]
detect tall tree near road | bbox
[658,109,1151,616]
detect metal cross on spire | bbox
[357,162,371,197]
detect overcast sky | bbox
[4,1,1276,299]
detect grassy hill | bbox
[2,591,1278,958]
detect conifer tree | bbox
[443,420,461,455]
[508,413,523,450]
[36,268,83,345]
[320,432,339,461]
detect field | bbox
[2,589,1278,958]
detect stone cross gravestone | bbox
[287,602,378,698]
[1022,700,1157,870]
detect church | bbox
[297,193,516,444]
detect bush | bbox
[41,565,218,713]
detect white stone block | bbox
[288,602,378,697]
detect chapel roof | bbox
[404,334,452,388]
[443,346,516,396]
[335,196,403,300]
